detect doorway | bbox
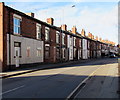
[14,42,21,67]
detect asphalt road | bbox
[2,58,119,99]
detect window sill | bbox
[36,38,42,41]
[13,33,22,37]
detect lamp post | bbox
[61,5,76,25]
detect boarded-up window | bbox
[27,47,30,57]
[45,46,50,59]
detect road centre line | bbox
[1,85,25,96]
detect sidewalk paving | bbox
[1,59,93,79]
[75,63,119,98]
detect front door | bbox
[15,47,20,67]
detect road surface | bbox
[2,58,119,99]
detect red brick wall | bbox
[49,28,56,62]
[0,2,4,71]
[4,10,37,39]
[0,3,7,71]
[21,17,36,39]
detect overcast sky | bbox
[4,0,119,44]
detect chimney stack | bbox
[72,26,77,34]
[99,38,102,42]
[61,24,67,31]
[81,29,86,36]
[88,32,92,39]
[96,36,98,41]
[26,12,34,17]
[92,35,94,39]
[47,18,54,25]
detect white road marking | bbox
[0,85,25,96]
[66,65,102,99]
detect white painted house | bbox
[82,39,88,59]
[67,35,74,60]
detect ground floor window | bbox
[70,49,73,59]
[62,48,66,59]
[37,48,42,57]
[74,48,76,58]
[88,50,90,58]
[45,46,50,59]
[79,50,81,58]
[27,47,30,57]
[56,48,60,60]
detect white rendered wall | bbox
[82,39,88,59]
[7,34,44,65]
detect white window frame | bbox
[70,36,73,46]
[62,48,65,58]
[36,23,41,39]
[37,48,41,57]
[62,33,65,45]
[56,31,60,44]
[13,14,22,35]
[45,27,50,41]
[74,37,76,46]
[79,39,81,47]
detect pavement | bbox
[1,58,94,79]
[74,62,119,98]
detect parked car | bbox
[109,54,116,58]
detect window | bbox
[56,48,60,59]
[62,48,65,58]
[14,17,21,34]
[45,27,50,41]
[45,46,50,59]
[14,42,21,47]
[74,37,76,46]
[79,39,81,47]
[88,41,90,49]
[56,31,60,43]
[62,33,65,45]
[70,49,73,58]
[79,50,81,58]
[88,50,90,58]
[27,47,30,57]
[74,48,76,58]
[70,36,73,46]
[36,24,41,39]
[37,48,41,57]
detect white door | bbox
[15,47,20,67]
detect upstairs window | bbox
[13,14,22,35]
[62,33,65,45]
[45,27,50,41]
[79,39,81,47]
[56,31,60,44]
[70,36,73,46]
[36,24,41,39]
[73,37,76,46]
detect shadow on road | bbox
[42,58,118,70]
[2,58,119,99]
[2,74,119,99]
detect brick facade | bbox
[0,2,118,71]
